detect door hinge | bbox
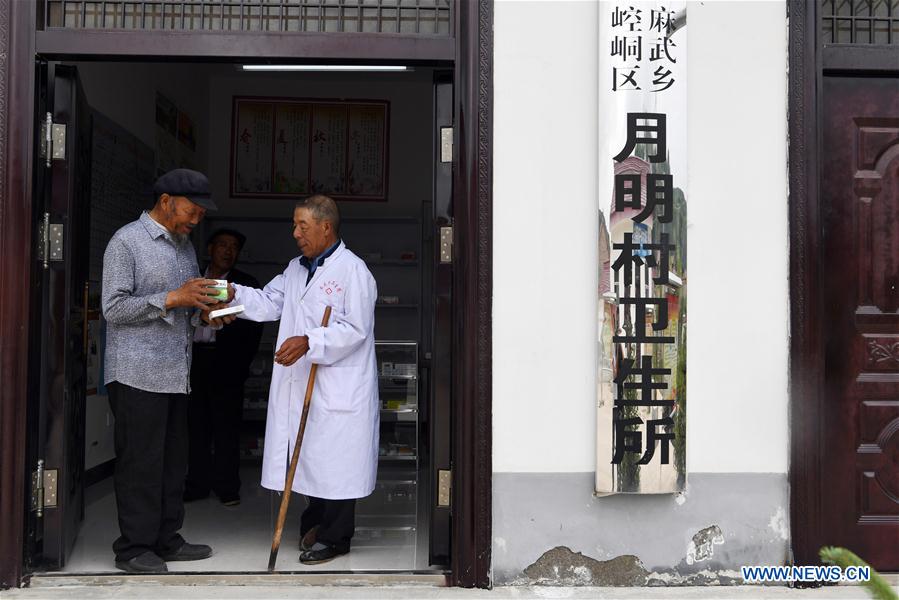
[37,213,64,268]
[439,226,453,264]
[39,112,66,165]
[49,223,64,261]
[437,469,452,507]
[440,126,453,163]
[31,460,58,517]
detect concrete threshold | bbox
[3,583,885,599]
[27,571,449,588]
[7,572,891,600]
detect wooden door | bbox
[428,70,453,566]
[822,76,899,569]
[25,63,93,569]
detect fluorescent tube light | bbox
[241,65,410,72]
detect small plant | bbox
[819,546,898,600]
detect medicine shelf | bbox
[380,408,417,422]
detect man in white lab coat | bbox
[228,195,379,565]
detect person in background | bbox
[184,228,263,506]
[101,168,234,573]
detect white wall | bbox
[75,62,210,174]
[686,1,788,473]
[492,0,789,474]
[75,63,434,222]
[206,68,434,220]
[493,0,600,473]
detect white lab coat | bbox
[233,242,379,499]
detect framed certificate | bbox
[230,97,388,201]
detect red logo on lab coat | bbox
[320,280,343,296]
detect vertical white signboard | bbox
[596,2,687,494]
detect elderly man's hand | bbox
[200,302,238,327]
[166,278,219,311]
[275,336,309,367]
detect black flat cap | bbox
[153,168,217,210]
[207,228,247,250]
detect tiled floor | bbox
[56,466,433,574]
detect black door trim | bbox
[0,0,39,589]
[787,0,825,567]
[35,30,455,62]
[450,0,492,588]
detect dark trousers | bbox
[300,497,356,554]
[107,382,188,562]
[186,346,244,499]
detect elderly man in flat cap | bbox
[102,168,234,573]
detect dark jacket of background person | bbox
[211,267,264,383]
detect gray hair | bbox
[295,194,340,233]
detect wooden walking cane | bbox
[268,305,331,572]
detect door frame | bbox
[0,1,493,589]
[788,0,899,566]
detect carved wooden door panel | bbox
[823,76,899,569]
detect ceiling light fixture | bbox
[241,65,410,72]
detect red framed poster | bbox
[230,97,389,201]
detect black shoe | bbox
[299,543,348,565]
[159,542,213,562]
[299,525,318,551]
[183,489,209,502]
[115,551,168,573]
[219,493,240,507]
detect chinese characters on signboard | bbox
[610,5,678,93]
[597,2,687,494]
[231,98,388,201]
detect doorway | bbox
[24,60,453,575]
[1,1,493,590]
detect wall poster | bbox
[231,97,388,201]
[155,91,197,176]
[596,1,687,494]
